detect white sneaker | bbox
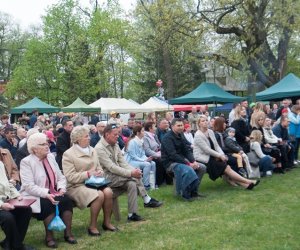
[293,161,298,165]
[297,160,300,164]
[266,170,272,176]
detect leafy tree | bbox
[194,0,300,87]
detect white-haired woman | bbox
[62,126,117,236]
[20,133,76,248]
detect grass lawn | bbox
[2,167,300,250]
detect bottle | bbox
[149,171,155,190]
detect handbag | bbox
[247,150,260,167]
[85,176,112,190]
[48,204,66,231]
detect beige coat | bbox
[62,145,103,209]
[94,137,134,188]
[20,153,66,213]
[193,129,224,163]
[0,161,19,208]
[0,148,20,182]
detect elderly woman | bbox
[125,125,156,190]
[62,126,117,236]
[20,133,76,248]
[194,115,259,189]
[0,161,33,250]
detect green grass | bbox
[2,168,300,250]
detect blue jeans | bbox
[259,156,275,174]
[173,164,200,199]
[130,160,156,187]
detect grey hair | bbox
[27,133,45,154]
[70,125,90,144]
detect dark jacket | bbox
[231,119,250,145]
[29,114,37,128]
[15,142,29,169]
[0,138,17,160]
[90,133,101,147]
[56,130,71,169]
[156,128,168,143]
[224,136,242,153]
[272,124,289,141]
[161,130,195,170]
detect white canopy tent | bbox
[89,98,151,113]
[141,97,174,112]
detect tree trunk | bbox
[162,46,174,99]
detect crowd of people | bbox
[0,97,299,249]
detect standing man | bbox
[29,110,38,128]
[161,118,206,201]
[188,106,200,135]
[54,111,68,126]
[56,119,73,170]
[90,122,106,147]
[95,124,163,222]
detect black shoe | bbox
[191,192,206,198]
[254,179,260,187]
[87,228,101,237]
[64,236,78,244]
[127,213,144,222]
[144,198,163,208]
[278,168,285,174]
[246,183,254,190]
[102,224,120,232]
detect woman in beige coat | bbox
[63,126,117,236]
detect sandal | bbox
[64,235,78,244]
[45,238,57,248]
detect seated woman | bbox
[213,117,239,174]
[0,161,34,250]
[194,115,259,189]
[251,111,283,173]
[20,133,76,248]
[249,130,276,177]
[125,125,156,190]
[62,126,117,236]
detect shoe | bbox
[266,170,272,176]
[278,168,285,174]
[293,160,298,165]
[246,183,255,190]
[64,235,78,244]
[20,245,37,250]
[182,197,195,202]
[87,228,101,237]
[45,239,57,248]
[128,213,144,222]
[191,192,206,198]
[254,180,260,187]
[102,224,120,232]
[144,198,163,208]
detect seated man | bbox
[95,124,163,222]
[0,148,20,189]
[272,116,295,169]
[161,118,206,201]
[0,161,34,250]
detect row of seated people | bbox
[0,125,163,249]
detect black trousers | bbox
[0,206,32,249]
[153,158,173,186]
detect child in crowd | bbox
[183,123,194,147]
[224,127,251,178]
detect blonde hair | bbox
[250,111,266,128]
[70,125,90,144]
[233,105,245,120]
[250,130,263,143]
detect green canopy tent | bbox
[61,97,100,112]
[169,82,243,104]
[10,97,59,114]
[256,73,300,101]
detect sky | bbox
[0,0,136,29]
